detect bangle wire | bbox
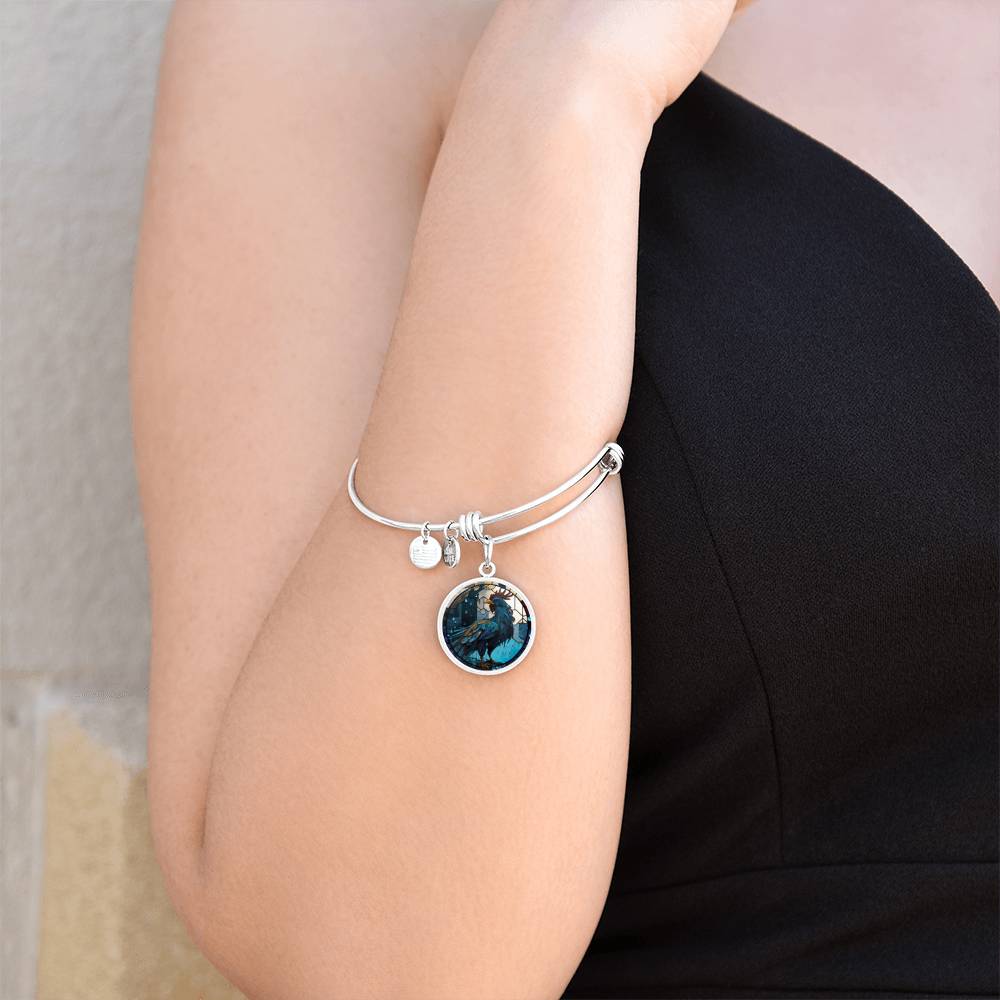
[347,442,623,545]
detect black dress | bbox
[563,75,999,1000]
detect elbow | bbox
[148,824,264,999]
[147,764,244,992]
[149,796,335,1000]
[151,735,593,999]
[146,777,215,968]
[157,825,580,1000]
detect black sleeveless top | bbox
[563,76,999,1000]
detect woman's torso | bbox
[562,67,998,999]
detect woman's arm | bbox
[132,0,490,904]
[133,3,737,997]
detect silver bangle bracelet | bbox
[347,441,624,675]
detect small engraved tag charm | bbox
[443,535,461,568]
[409,533,442,569]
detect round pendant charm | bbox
[409,534,442,569]
[437,576,535,674]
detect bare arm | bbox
[132,0,490,897]
[132,2,737,997]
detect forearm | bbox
[196,25,653,1000]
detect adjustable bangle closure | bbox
[346,441,624,676]
[347,441,623,545]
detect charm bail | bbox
[479,535,495,577]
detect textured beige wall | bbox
[1,3,241,997]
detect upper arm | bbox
[131,0,491,910]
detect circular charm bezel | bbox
[437,575,536,675]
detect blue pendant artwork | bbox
[437,576,535,674]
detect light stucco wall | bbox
[1,3,241,997]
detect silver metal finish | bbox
[442,535,461,568]
[437,576,536,675]
[347,442,623,547]
[409,533,442,569]
[350,442,620,673]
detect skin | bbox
[131,1,993,997]
[708,0,999,302]
[133,2,739,996]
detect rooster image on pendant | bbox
[437,576,535,674]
